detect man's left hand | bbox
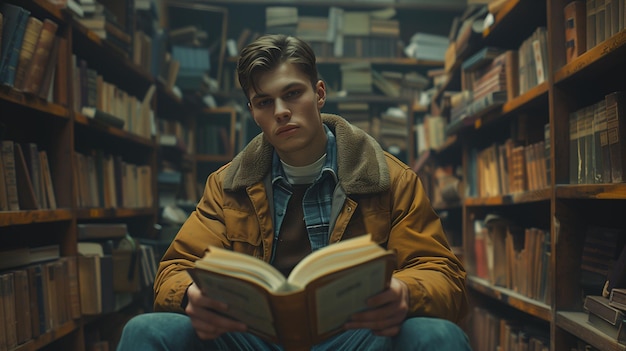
[344,277,409,336]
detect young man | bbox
[117,34,471,351]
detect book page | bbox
[313,259,388,334]
[189,269,277,337]
[198,246,287,291]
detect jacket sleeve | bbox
[153,169,232,313]
[388,165,468,324]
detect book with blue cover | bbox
[0,3,31,86]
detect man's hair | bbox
[237,34,318,99]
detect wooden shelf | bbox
[502,81,549,115]
[75,207,156,220]
[0,88,70,119]
[557,312,626,351]
[467,276,552,322]
[327,94,413,105]
[464,188,551,207]
[554,29,626,84]
[206,0,465,11]
[555,184,626,200]
[0,209,73,227]
[156,80,183,107]
[74,113,155,148]
[14,319,80,351]
[30,0,66,22]
[482,0,547,47]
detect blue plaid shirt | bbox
[270,125,338,262]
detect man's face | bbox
[248,62,327,166]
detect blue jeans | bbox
[116,312,472,351]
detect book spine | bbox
[1,141,19,211]
[605,91,626,182]
[22,19,58,95]
[565,0,587,63]
[14,16,43,91]
[0,6,30,86]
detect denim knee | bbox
[393,317,472,351]
[117,312,197,351]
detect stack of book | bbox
[265,6,298,36]
[339,62,372,94]
[403,32,449,62]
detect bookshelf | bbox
[425,0,626,350]
[0,0,212,349]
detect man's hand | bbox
[344,278,410,336]
[185,283,247,340]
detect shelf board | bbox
[0,88,70,119]
[156,80,183,106]
[71,20,154,84]
[226,56,444,66]
[557,311,626,351]
[208,0,464,11]
[467,276,552,322]
[327,94,413,105]
[482,0,521,38]
[554,29,626,84]
[482,0,547,46]
[76,207,156,220]
[14,319,79,351]
[318,57,443,67]
[74,113,155,148]
[0,209,73,227]
[502,81,549,115]
[31,0,66,21]
[464,187,551,206]
[555,184,626,200]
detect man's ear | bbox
[315,80,326,108]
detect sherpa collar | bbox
[222,113,390,194]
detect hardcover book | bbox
[0,4,31,86]
[188,234,396,350]
[564,0,586,63]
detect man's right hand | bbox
[185,282,248,340]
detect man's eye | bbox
[285,90,301,99]
[257,99,272,107]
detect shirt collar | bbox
[272,124,338,185]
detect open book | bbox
[188,234,396,350]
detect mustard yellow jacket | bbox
[154,114,468,323]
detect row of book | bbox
[72,57,155,138]
[564,0,626,64]
[264,6,403,59]
[414,114,448,156]
[468,306,549,351]
[73,150,153,209]
[473,215,551,304]
[468,133,550,199]
[158,118,194,155]
[447,27,548,133]
[0,4,62,102]
[0,247,79,351]
[0,223,162,349]
[338,63,430,98]
[335,103,410,156]
[568,91,626,185]
[0,140,56,212]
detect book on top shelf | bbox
[188,234,396,350]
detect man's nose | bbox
[274,99,290,121]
